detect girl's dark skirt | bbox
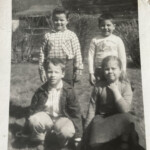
[89,113,132,147]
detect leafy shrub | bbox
[68,14,140,67]
[68,13,99,59]
[12,21,32,62]
[115,19,140,67]
[14,14,140,67]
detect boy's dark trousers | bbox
[63,59,74,86]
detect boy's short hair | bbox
[44,58,66,72]
[52,7,69,19]
[98,13,115,25]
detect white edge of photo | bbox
[0,0,150,149]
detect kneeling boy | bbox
[28,58,82,148]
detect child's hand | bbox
[107,82,119,92]
[89,74,96,85]
[74,70,82,82]
[73,74,79,82]
[76,69,82,75]
[74,142,81,150]
[40,72,47,83]
[74,139,81,150]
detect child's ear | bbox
[62,71,65,78]
[113,23,116,29]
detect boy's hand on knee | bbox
[89,74,96,85]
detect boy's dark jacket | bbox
[29,81,83,138]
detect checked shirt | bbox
[39,29,83,75]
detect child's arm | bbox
[29,91,39,116]
[108,82,133,113]
[84,87,97,129]
[39,33,49,82]
[117,37,126,72]
[67,88,83,139]
[88,39,96,85]
[70,33,83,79]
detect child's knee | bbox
[28,114,40,128]
[28,112,53,130]
[61,125,75,138]
[54,117,75,138]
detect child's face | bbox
[52,13,68,31]
[103,60,121,83]
[99,19,115,37]
[46,63,65,87]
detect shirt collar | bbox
[52,28,68,33]
[48,80,63,91]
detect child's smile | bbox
[53,14,68,31]
[99,20,115,37]
[46,63,65,87]
[103,60,121,83]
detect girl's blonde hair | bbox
[101,56,129,82]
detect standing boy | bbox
[88,13,126,85]
[28,58,82,149]
[39,7,83,85]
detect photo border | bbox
[0,0,150,149]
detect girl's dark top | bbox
[85,81,133,128]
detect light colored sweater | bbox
[88,34,126,74]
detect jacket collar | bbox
[39,81,72,95]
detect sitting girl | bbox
[84,56,138,150]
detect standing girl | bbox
[84,56,138,150]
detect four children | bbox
[18,7,139,150]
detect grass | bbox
[8,59,146,150]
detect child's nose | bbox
[51,72,55,76]
[104,25,108,29]
[57,20,61,24]
[108,69,112,73]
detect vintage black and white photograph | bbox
[8,0,146,149]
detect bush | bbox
[13,14,140,66]
[115,19,140,67]
[68,14,140,67]
[68,13,99,59]
[12,21,32,63]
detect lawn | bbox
[8,60,146,150]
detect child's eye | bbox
[48,72,52,74]
[112,68,117,70]
[104,68,109,71]
[47,70,52,73]
[55,71,59,74]
[107,24,111,27]
[100,25,105,28]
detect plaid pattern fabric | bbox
[39,29,83,75]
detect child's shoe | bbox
[16,130,29,138]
